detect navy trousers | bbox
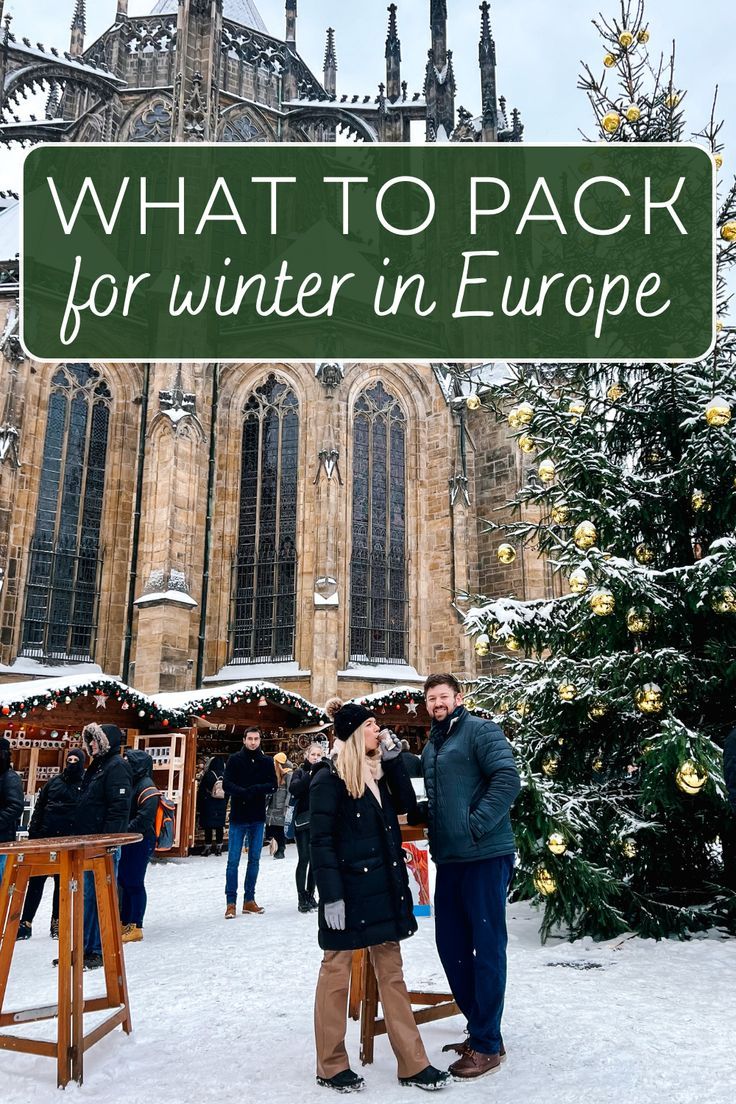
[434,853,514,1056]
[118,836,156,927]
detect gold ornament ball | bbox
[625,103,641,123]
[665,93,680,109]
[603,53,616,68]
[568,399,586,419]
[569,567,589,595]
[558,682,577,703]
[675,759,708,795]
[705,396,732,427]
[712,586,736,614]
[465,393,482,411]
[474,633,491,656]
[542,754,560,777]
[607,383,626,402]
[635,543,655,565]
[547,833,567,855]
[621,838,638,858]
[515,700,530,718]
[498,700,510,715]
[551,503,570,525]
[508,401,534,428]
[533,866,557,896]
[588,701,608,720]
[589,589,616,616]
[464,696,477,711]
[592,757,604,772]
[574,520,598,550]
[635,683,664,715]
[602,111,621,134]
[618,30,634,48]
[719,221,736,242]
[637,28,650,43]
[518,433,536,453]
[506,635,521,653]
[691,489,710,512]
[538,458,556,483]
[626,606,653,634]
[715,154,723,170]
[497,543,517,565]
[716,320,724,332]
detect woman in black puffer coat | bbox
[198,755,228,855]
[288,743,329,912]
[309,699,448,1095]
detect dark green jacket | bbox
[421,708,520,864]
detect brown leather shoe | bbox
[442,1040,506,1061]
[243,899,265,914]
[449,1049,502,1080]
[225,903,237,919]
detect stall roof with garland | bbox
[350,684,495,722]
[153,682,330,728]
[0,675,180,727]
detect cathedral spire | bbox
[173,0,223,141]
[69,0,86,57]
[116,0,129,21]
[285,0,297,46]
[430,0,447,68]
[385,4,401,104]
[479,2,497,141]
[323,27,337,99]
[425,0,454,140]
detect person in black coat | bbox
[288,743,329,912]
[117,749,158,942]
[309,699,449,1094]
[199,755,228,855]
[0,736,24,886]
[223,727,276,916]
[16,748,85,940]
[75,723,132,968]
[399,740,423,779]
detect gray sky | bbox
[1,0,734,188]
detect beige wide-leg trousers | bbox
[314,942,429,1079]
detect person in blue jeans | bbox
[223,727,276,917]
[419,674,520,1082]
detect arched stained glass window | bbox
[231,376,299,662]
[349,382,408,664]
[20,365,111,661]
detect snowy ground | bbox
[2,848,733,1103]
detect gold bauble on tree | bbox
[568,568,589,595]
[607,382,626,402]
[675,759,708,795]
[558,682,577,703]
[602,111,621,134]
[588,701,608,720]
[474,634,491,656]
[497,543,517,565]
[589,589,615,616]
[626,606,652,634]
[665,92,680,109]
[533,866,557,896]
[547,833,567,855]
[618,30,634,48]
[466,393,481,411]
[715,154,723,170]
[635,683,664,715]
[637,28,650,43]
[515,700,529,718]
[574,520,597,550]
[635,543,655,565]
[621,838,638,858]
[625,103,641,122]
[506,635,521,652]
[464,697,476,711]
[538,458,556,483]
[508,401,534,428]
[720,221,736,242]
[542,753,560,777]
[603,53,616,68]
[712,586,736,614]
[518,433,536,453]
[704,396,732,427]
[691,489,710,512]
[592,757,604,772]
[551,503,570,525]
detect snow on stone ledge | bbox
[337,663,425,683]
[0,658,103,679]
[203,661,310,683]
[133,589,198,608]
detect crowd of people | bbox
[5,674,732,1091]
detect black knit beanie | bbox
[332,702,375,741]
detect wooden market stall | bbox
[153,682,330,853]
[0,675,196,858]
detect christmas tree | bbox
[459,0,736,940]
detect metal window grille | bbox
[349,383,408,664]
[230,375,299,663]
[20,366,110,662]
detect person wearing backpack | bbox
[117,748,158,944]
[265,752,292,859]
[16,748,86,941]
[288,742,329,913]
[199,755,228,856]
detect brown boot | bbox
[449,1049,502,1080]
[443,1039,506,1061]
[243,899,264,914]
[225,903,237,919]
[122,925,143,944]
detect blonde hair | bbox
[335,720,380,801]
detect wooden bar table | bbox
[0,833,141,1088]
[348,826,459,1065]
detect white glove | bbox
[324,900,346,930]
[379,729,402,761]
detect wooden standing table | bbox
[348,826,459,1065]
[0,833,141,1087]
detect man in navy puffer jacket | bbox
[420,674,520,1081]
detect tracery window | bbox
[231,376,299,662]
[20,365,111,661]
[349,382,408,664]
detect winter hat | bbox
[325,697,375,742]
[82,722,124,757]
[274,752,288,765]
[66,749,85,765]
